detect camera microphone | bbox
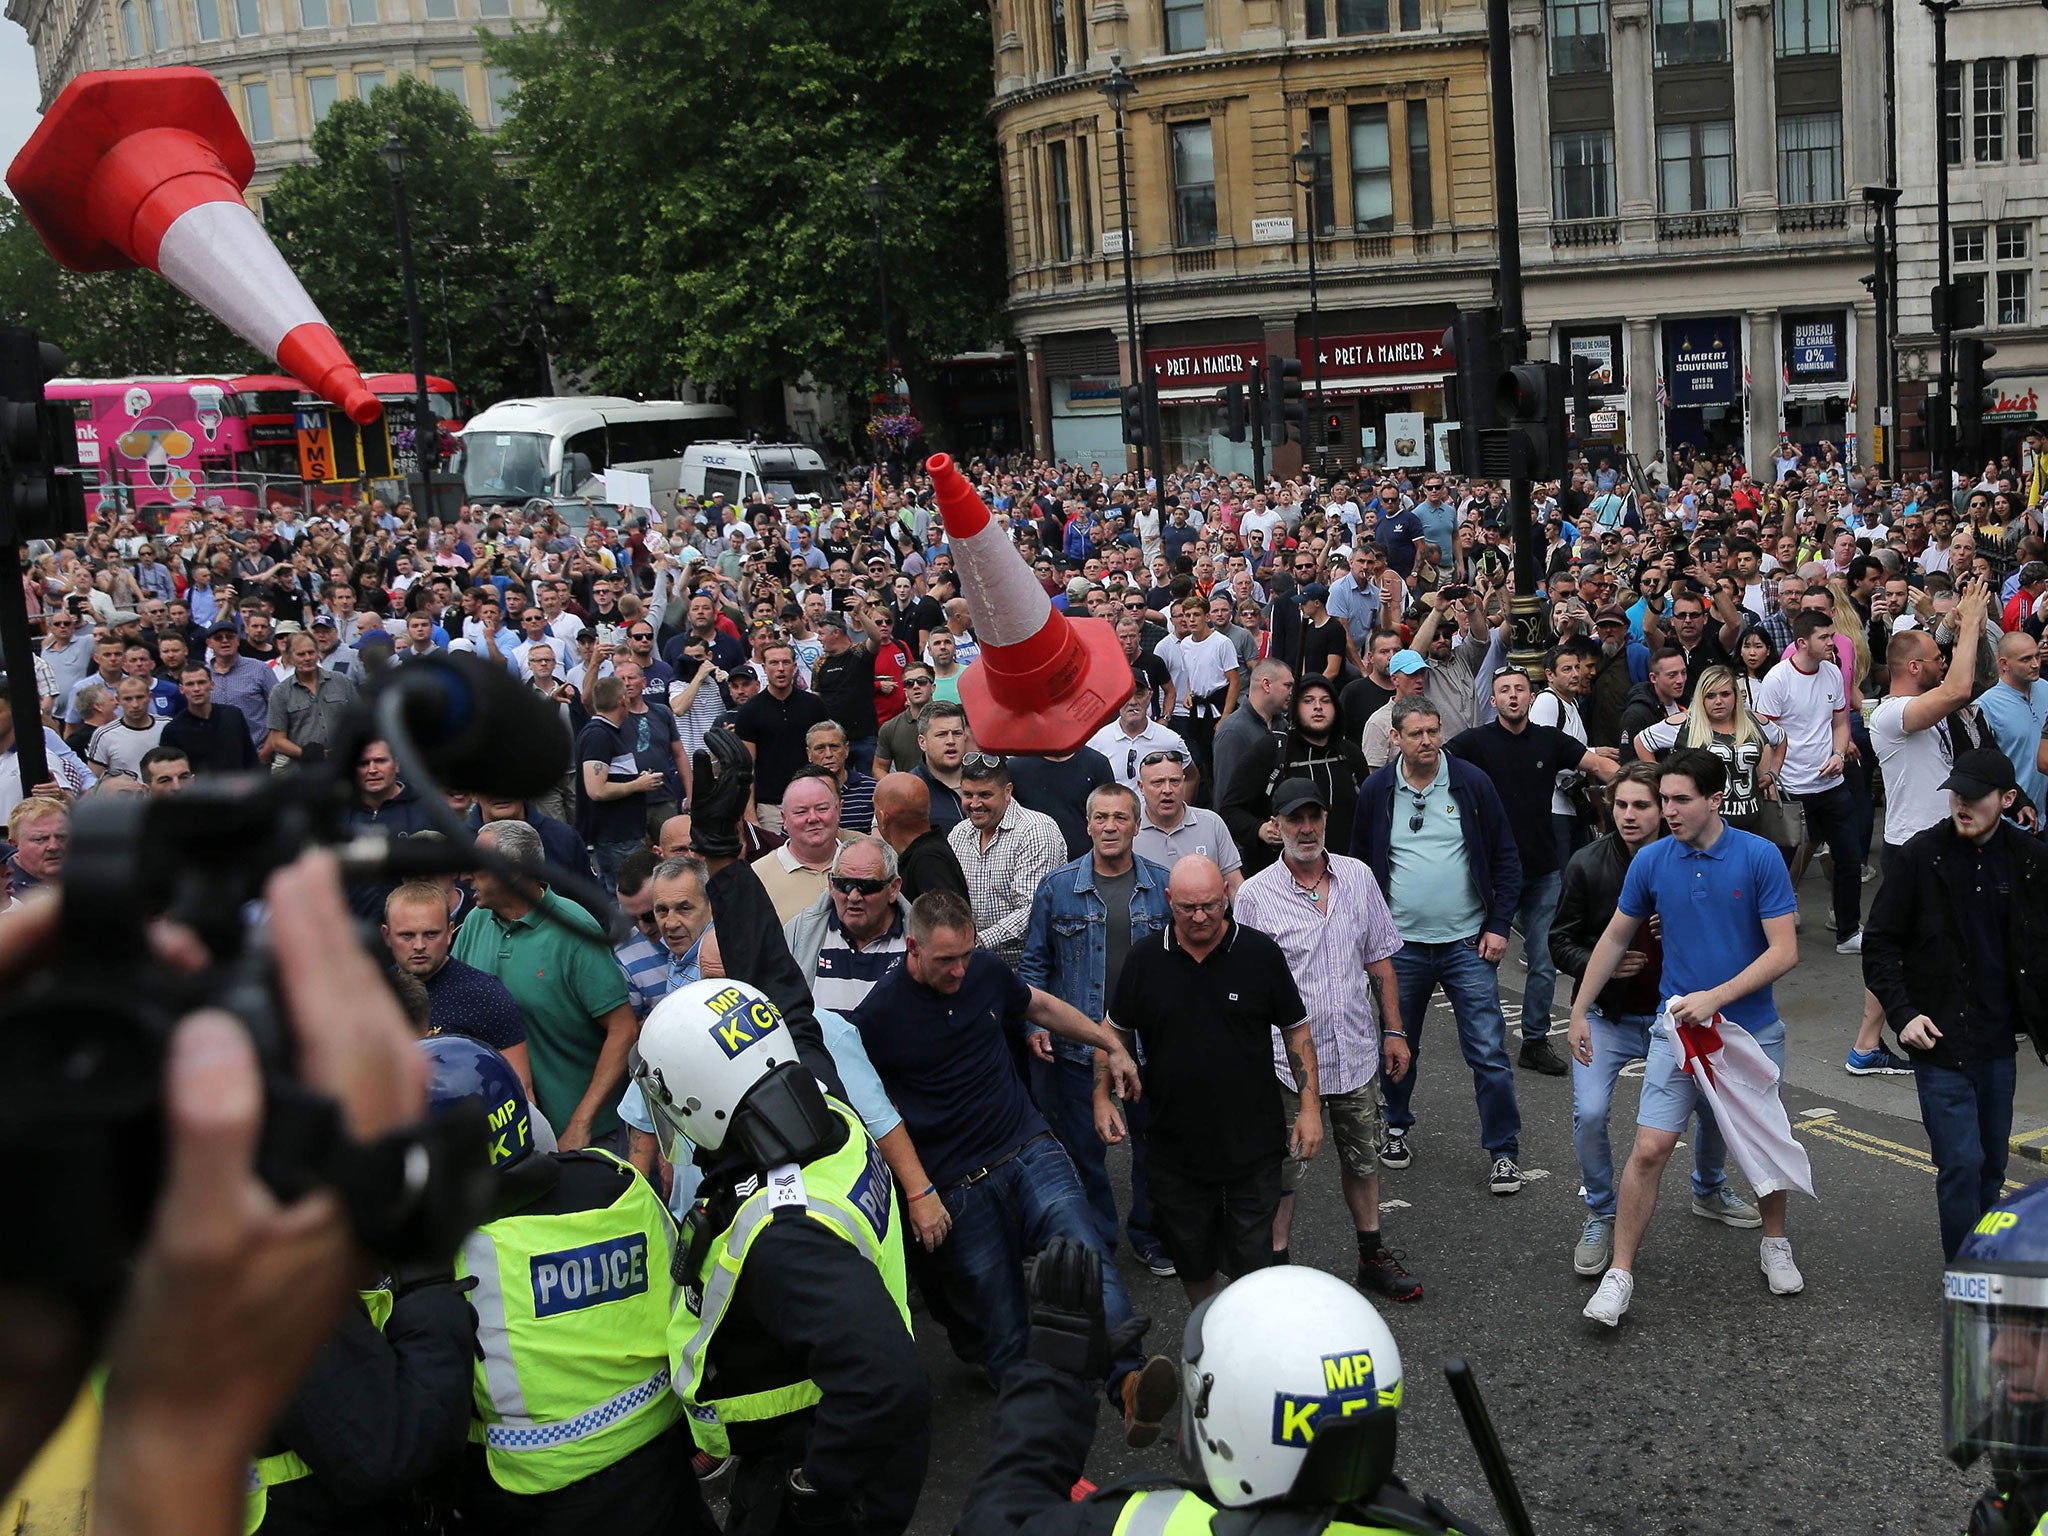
[369,654,571,800]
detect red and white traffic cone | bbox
[7,67,381,425]
[925,452,1128,754]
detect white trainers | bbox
[1761,1236,1804,1295]
[1583,1268,1634,1326]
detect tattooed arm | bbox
[1282,1021,1322,1162]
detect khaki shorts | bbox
[1281,1081,1385,1191]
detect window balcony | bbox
[1552,217,1620,248]
[1657,210,1741,240]
[1777,201,1849,232]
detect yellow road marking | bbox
[2011,1126,2048,1147]
[1793,1112,2029,1194]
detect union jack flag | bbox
[1655,373,1669,408]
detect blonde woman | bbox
[1632,663,1786,833]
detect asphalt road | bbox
[899,859,2046,1536]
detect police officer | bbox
[634,975,930,1536]
[1944,1182,2048,1534]
[425,1036,714,1536]
[957,1238,1487,1536]
[245,1229,475,1535]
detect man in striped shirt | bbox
[784,835,912,1015]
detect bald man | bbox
[874,770,968,903]
[1978,629,2048,816]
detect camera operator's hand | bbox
[689,728,753,860]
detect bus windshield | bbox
[464,431,553,500]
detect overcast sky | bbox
[0,21,42,189]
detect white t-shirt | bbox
[1752,659,1846,793]
[88,716,167,777]
[1170,631,1241,717]
[1529,689,1589,816]
[1868,694,1961,844]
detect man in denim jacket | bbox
[1019,781,1175,1276]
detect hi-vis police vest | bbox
[243,1289,396,1533]
[456,1149,683,1496]
[669,1098,910,1458]
[1105,1486,1464,1536]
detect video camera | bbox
[0,652,590,1336]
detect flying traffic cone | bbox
[926,452,1129,755]
[6,68,381,425]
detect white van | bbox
[679,441,836,506]
[458,397,739,525]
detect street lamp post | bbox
[1924,0,1959,491]
[1101,59,1144,488]
[1291,132,1326,475]
[866,175,894,403]
[379,132,437,519]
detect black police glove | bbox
[1025,1236,1110,1381]
[690,727,753,859]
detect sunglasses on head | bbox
[963,752,1007,773]
[1140,749,1188,769]
[830,874,892,897]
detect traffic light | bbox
[1265,354,1304,445]
[1494,360,1570,480]
[1217,383,1247,442]
[1957,337,1998,457]
[1322,410,1344,452]
[1918,393,1951,459]
[1441,308,1504,476]
[1121,382,1148,447]
[0,328,86,546]
[1570,354,1598,441]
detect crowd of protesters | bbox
[3,419,2045,1338]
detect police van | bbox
[458,396,739,530]
[679,442,836,507]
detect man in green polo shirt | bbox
[453,817,639,1151]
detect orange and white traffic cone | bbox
[925,452,1128,755]
[7,67,381,425]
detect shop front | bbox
[1144,341,1262,477]
[1661,317,1743,462]
[1296,327,1450,476]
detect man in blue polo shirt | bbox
[851,887,1179,1447]
[1567,747,1802,1326]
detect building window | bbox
[1997,270,2030,326]
[1774,0,1835,56]
[1162,0,1203,52]
[1049,0,1068,72]
[1974,60,2006,161]
[478,0,508,11]
[243,80,274,141]
[1337,0,1389,33]
[145,0,167,43]
[1306,0,1326,37]
[424,0,456,16]
[1171,121,1217,245]
[485,65,516,123]
[1549,0,1608,73]
[432,65,469,105]
[300,0,326,24]
[306,72,339,122]
[354,66,384,97]
[1954,225,1986,264]
[1308,108,1335,233]
[1350,105,1393,232]
[1075,134,1094,252]
[348,0,375,20]
[1408,105,1433,228]
[1997,222,2029,261]
[2020,58,2036,159]
[1953,272,1986,326]
[1653,0,1726,66]
[1942,62,1963,166]
[1658,119,1734,210]
[1776,112,1841,202]
[118,0,143,54]
[1551,128,1614,218]
[232,0,258,33]
[194,0,221,40]
[1049,141,1074,259]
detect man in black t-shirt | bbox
[808,613,880,756]
[1101,855,1319,1304]
[733,641,832,833]
[1295,583,1350,682]
[1447,668,1619,1077]
[575,674,661,891]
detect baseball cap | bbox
[1299,582,1330,604]
[1388,649,1429,676]
[1594,605,1630,627]
[310,612,337,628]
[207,620,240,637]
[1270,778,1329,818]
[1941,747,2018,799]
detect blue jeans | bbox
[590,839,641,893]
[1915,1055,2016,1261]
[1512,870,1563,1044]
[1553,812,1587,882]
[1031,1056,1157,1257]
[1797,781,1865,939]
[848,734,878,778]
[1571,1008,1728,1218]
[1384,938,1521,1160]
[939,1134,1141,1403]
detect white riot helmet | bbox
[631,978,833,1167]
[1178,1267,1405,1509]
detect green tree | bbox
[0,199,263,376]
[263,75,538,410]
[486,0,1005,414]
